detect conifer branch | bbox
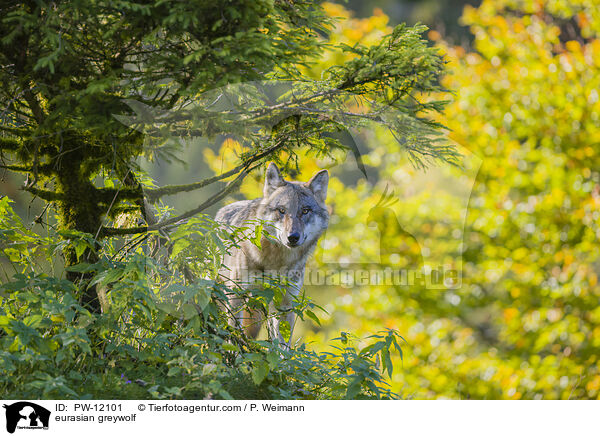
[0,164,31,173]
[144,138,287,202]
[0,137,21,151]
[0,125,31,135]
[101,161,257,237]
[21,186,64,201]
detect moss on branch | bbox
[22,186,65,201]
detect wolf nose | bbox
[287,232,301,246]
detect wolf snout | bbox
[287,232,301,246]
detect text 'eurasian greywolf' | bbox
[215,163,329,345]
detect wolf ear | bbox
[307,169,329,203]
[264,162,285,197]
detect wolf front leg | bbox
[266,302,297,347]
[266,269,304,348]
[225,269,264,338]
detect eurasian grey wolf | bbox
[215,162,329,345]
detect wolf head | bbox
[257,162,329,249]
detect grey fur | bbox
[215,163,329,345]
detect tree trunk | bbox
[55,147,104,313]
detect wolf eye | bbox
[302,207,311,215]
[277,207,285,214]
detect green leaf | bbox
[196,286,211,311]
[382,348,393,378]
[65,262,97,273]
[345,377,363,399]
[171,239,190,258]
[23,314,51,329]
[182,303,198,320]
[251,360,269,385]
[279,320,291,343]
[3,248,21,262]
[359,341,386,357]
[202,363,217,376]
[156,302,177,315]
[74,240,87,260]
[253,224,263,248]
[167,366,181,377]
[89,268,124,287]
[222,343,239,352]
[266,351,280,370]
[340,332,349,345]
[305,310,321,326]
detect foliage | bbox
[7,0,593,402]
[293,1,600,399]
[435,0,600,399]
[0,196,403,399]
[0,1,453,399]
[0,0,452,312]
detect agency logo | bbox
[2,402,50,434]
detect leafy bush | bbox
[0,197,402,399]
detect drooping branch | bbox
[149,164,252,229]
[144,167,241,203]
[144,140,286,202]
[101,160,257,237]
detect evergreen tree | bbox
[0,1,451,312]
